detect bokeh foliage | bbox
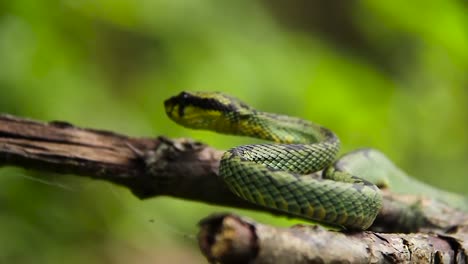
[0,1,467,263]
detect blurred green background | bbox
[0,1,467,263]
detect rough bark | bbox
[0,114,467,263]
[198,213,467,264]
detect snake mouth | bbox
[164,100,179,120]
[164,92,227,130]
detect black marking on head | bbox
[165,91,243,117]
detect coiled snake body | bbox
[165,91,385,230]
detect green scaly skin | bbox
[164,91,467,230]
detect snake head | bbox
[164,91,253,132]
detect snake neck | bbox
[235,111,340,146]
[164,91,339,147]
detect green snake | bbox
[164,91,468,230]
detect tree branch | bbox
[0,113,467,263]
[198,213,468,264]
[0,114,260,209]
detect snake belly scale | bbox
[164,91,382,230]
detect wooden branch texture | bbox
[0,114,467,263]
[198,213,467,264]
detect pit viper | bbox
[164,91,468,230]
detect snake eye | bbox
[181,91,190,99]
[176,92,189,105]
[164,92,191,118]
